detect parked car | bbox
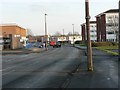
[53,42,61,48]
[50,41,56,46]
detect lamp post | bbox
[72,24,75,46]
[45,13,48,51]
[119,0,120,61]
[63,29,64,45]
[85,0,93,71]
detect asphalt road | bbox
[2,46,83,88]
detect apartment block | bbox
[81,21,97,43]
[96,9,119,42]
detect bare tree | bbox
[68,32,72,35]
[74,31,80,35]
[26,28,34,36]
[68,31,80,36]
[54,31,62,36]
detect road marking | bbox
[3,70,15,75]
[2,66,16,71]
[20,55,29,57]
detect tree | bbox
[68,31,80,36]
[68,32,72,35]
[54,31,62,36]
[26,29,34,36]
[74,31,80,35]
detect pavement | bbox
[1,47,46,55]
[67,45,119,88]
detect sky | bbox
[0,0,119,35]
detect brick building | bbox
[36,35,49,43]
[96,9,119,42]
[0,24,26,50]
[81,21,97,43]
[81,23,86,43]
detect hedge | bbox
[91,42,118,47]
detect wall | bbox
[81,24,86,43]
[0,25,26,49]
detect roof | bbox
[0,23,17,26]
[104,9,119,13]
[95,9,119,17]
[81,23,86,26]
[0,23,26,30]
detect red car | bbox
[50,41,56,46]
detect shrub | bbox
[80,44,86,46]
[111,42,118,46]
[91,42,113,47]
[75,41,82,44]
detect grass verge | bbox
[94,46,118,56]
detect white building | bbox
[105,10,119,42]
[90,21,97,42]
[96,9,119,42]
[68,35,82,44]
[50,35,82,44]
[57,35,68,42]
[81,21,97,42]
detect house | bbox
[49,34,82,44]
[57,35,68,43]
[49,35,68,44]
[68,35,82,44]
[35,35,50,43]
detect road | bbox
[2,46,83,88]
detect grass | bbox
[79,44,86,46]
[94,46,119,56]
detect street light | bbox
[45,13,48,51]
[62,29,64,45]
[119,0,120,61]
[72,24,75,46]
[85,0,93,71]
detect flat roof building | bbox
[96,9,119,42]
[81,21,97,43]
[0,24,26,50]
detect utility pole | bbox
[119,0,120,61]
[72,24,75,47]
[45,13,48,51]
[85,0,93,71]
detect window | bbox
[107,31,114,34]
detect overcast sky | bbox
[0,0,119,35]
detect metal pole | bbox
[72,24,75,46]
[85,0,93,71]
[45,13,48,51]
[63,29,64,45]
[119,0,120,61]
